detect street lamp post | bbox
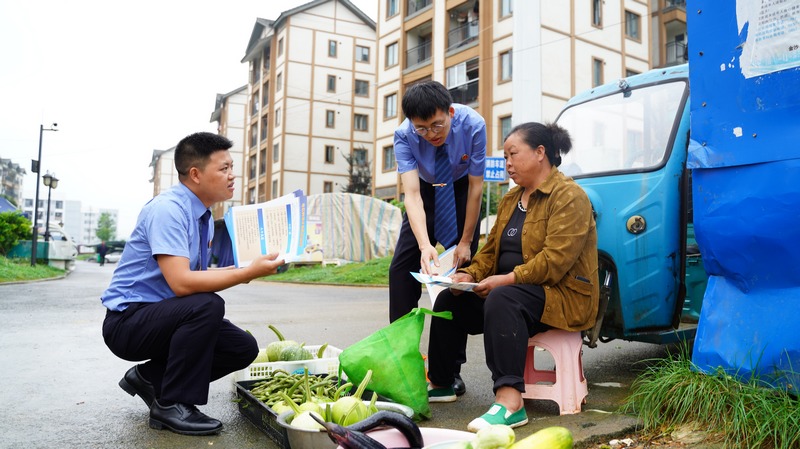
[30,123,58,266]
[42,172,59,254]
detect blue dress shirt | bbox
[101,183,213,312]
[394,103,487,183]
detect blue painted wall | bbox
[688,0,800,388]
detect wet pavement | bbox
[0,261,672,448]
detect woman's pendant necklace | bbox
[517,200,527,212]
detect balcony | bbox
[447,20,479,51]
[406,41,432,69]
[665,41,687,66]
[407,0,432,17]
[664,0,686,10]
[448,79,479,106]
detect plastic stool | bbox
[521,329,588,415]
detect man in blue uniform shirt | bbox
[101,132,285,436]
[389,81,487,396]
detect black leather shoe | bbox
[453,375,466,396]
[119,365,156,408]
[149,400,223,436]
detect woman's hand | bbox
[449,272,475,296]
[472,272,515,298]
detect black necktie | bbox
[199,210,211,271]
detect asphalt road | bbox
[0,261,672,449]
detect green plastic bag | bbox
[338,308,452,420]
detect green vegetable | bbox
[509,426,573,449]
[279,343,313,361]
[291,410,325,430]
[331,369,373,426]
[253,348,270,363]
[473,424,515,449]
[266,324,301,362]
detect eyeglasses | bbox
[414,116,449,137]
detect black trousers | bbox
[388,175,481,322]
[428,284,551,393]
[102,293,258,405]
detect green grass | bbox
[623,348,799,448]
[264,256,391,286]
[0,257,65,283]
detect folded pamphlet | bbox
[224,190,308,267]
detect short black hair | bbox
[174,132,233,176]
[506,122,572,167]
[401,81,453,121]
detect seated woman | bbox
[425,121,599,432]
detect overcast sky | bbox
[0,0,376,239]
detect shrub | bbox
[0,212,32,256]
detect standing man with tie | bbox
[101,132,285,436]
[389,81,486,396]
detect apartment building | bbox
[240,0,377,204]
[209,85,248,218]
[0,157,26,207]
[373,0,666,200]
[651,0,688,67]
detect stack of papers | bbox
[224,190,307,267]
[410,246,479,294]
[410,272,478,292]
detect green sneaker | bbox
[467,403,528,432]
[427,385,457,403]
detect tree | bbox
[0,211,32,256]
[341,147,372,195]
[96,212,116,242]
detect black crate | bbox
[235,380,289,449]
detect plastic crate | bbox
[235,379,290,449]
[233,345,342,382]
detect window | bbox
[272,180,278,199]
[261,116,268,140]
[276,72,283,91]
[262,85,269,107]
[248,187,256,204]
[325,145,335,163]
[249,155,257,178]
[355,45,370,63]
[278,37,284,57]
[592,58,604,87]
[323,181,333,193]
[625,11,640,40]
[500,0,513,17]
[250,126,257,148]
[326,110,336,128]
[250,95,259,116]
[25,199,32,207]
[259,148,267,173]
[500,50,512,81]
[384,93,397,119]
[275,107,282,126]
[500,116,513,146]
[55,201,63,209]
[626,69,640,77]
[387,0,399,17]
[385,42,398,68]
[592,0,602,27]
[355,79,369,96]
[327,75,336,92]
[328,40,337,57]
[383,145,396,170]
[354,148,367,165]
[354,113,368,131]
[273,143,280,162]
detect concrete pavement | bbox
[0,261,670,448]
